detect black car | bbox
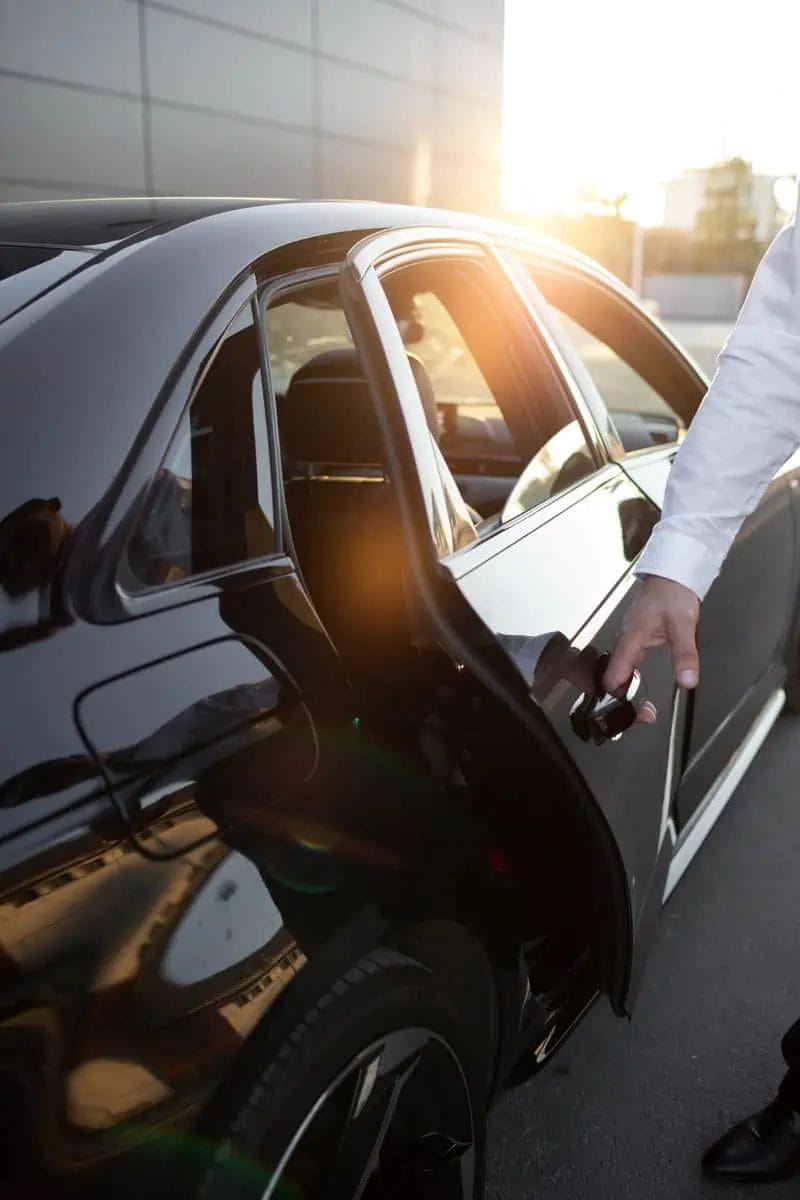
[0,198,797,1200]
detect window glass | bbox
[501,419,598,522]
[126,302,274,590]
[548,307,686,453]
[403,289,518,472]
[524,262,687,452]
[380,261,596,544]
[265,297,354,394]
[553,310,681,425]
[409,290,496,407]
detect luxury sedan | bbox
[0,198,797,1200]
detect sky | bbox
[502,0,797,224]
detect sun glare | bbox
[503,0,796,226]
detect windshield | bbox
[0,244,95,322]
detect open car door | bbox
[338,226,682,1015]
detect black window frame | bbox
[124,297,279,595]
[75,277,292,626]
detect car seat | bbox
[278,349,436,674]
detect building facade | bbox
[0,0,504,212]
[664,164,786,244]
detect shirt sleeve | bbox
[636,183,800,601]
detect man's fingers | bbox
[603,630,646,693]
[636,700,658,725]
[667,613,700,690]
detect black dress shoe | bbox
[703,1100,800,1182]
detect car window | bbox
[124,301,275,590]
[402,288,518,468]
[523,262,691,454]
[378,257,596,543]
[265,297,354,394]
[500,417,601,522]
[554,310,677,421]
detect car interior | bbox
[275,340,420,675]
[265,261,604,674]
[124,255,689,688]
[266,270,599,1007]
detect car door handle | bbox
[569,652,643,745]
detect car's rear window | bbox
[0,244,94,322]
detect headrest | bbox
[279,349,439,468]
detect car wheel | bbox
[196,948,490,1199]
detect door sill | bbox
[663,687,785,901]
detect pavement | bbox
[487,712,800,1199]
[665,320,732,379]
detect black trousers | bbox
[779,1018,800,1109]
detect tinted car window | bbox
[548,308,685,454]
[125,302,274,590]
[379,258,596,541]
[265,297,354,393]
[501,417,599,522]
[403,288,518,470]
[0,244,93,321]
[553,310,677,421]
[523,261,689,453]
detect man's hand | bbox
[604,575,701,707]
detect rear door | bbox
[0,278,353,1191]
[73,288,342,865]
[339,228,681,1010]
[522,257,798,861]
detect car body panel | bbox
[520,260,800,836]
[339,229,680,1010]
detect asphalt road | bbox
[487,713,800,1199]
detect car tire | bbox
[195,948,491,1200]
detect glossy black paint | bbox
[623,450,800,832]
[0,198,795,1199]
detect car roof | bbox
[0,196,619,288]
[0,197,287,250]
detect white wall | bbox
[0,0,504,211]
[644,273,747,321]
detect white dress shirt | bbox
[636,185,800,600]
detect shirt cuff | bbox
[634,527,723,601]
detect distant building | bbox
[0,0,504,212]
[664,164,784,243]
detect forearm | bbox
[637,196,800,600]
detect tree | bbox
[694,157,761,274]
[577,185,630,220]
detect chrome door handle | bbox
[569,652,643,745]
